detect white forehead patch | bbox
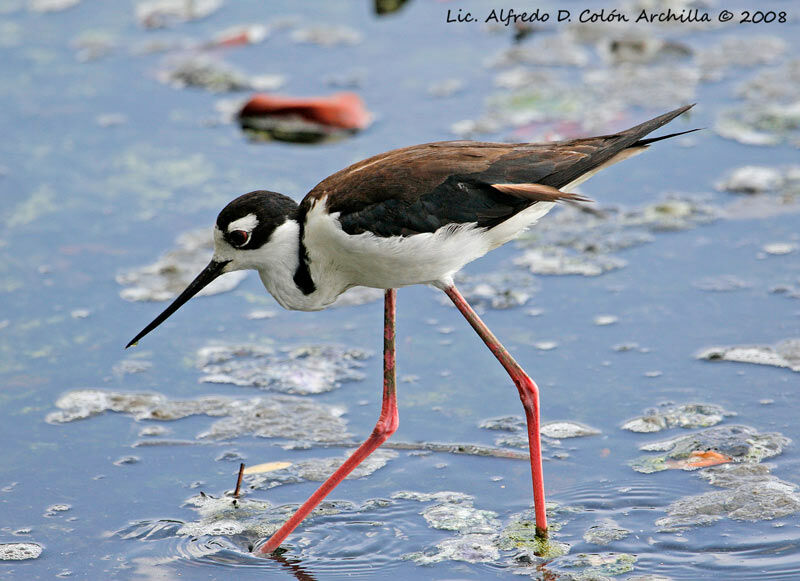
[227,213,259,233]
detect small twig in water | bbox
[234,462,245,498]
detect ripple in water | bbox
[116,497,421,579]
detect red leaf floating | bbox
[238,92,372,131]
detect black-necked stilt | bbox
[127,104,695,554]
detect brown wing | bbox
[300,105,694,237]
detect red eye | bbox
[229,230,249,247]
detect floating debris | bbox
[698,339,800,373]
[622,403,735,433]
[290,24,362,46]
[491,33,590,68]
[206,24,269,48]
[736,58,800,103]
[385,441,529,460]
[113,359,153,375]
[697,36,786,81]
[556,552,637,577]
[593,314,618,326]
[447,270,537,311]
[374,0,409,16]
[401,489,505,564]
[29,0,78,12]
[656,478,800,531]
[45,503,71,514]
[513,195,715,278]
[0,542,43,561]
[197,343,370,394]
[245,449,396,490]
[497,511,570,558]
[598,35,691,65]
[159,56,284,93]
[715,103,800,147]
[135,0,222,29]
[406,533,500,565]
[422,503,500,534]
[584,64,700,108]
[46,389,350,443]
[699,462,775,488]
[139,424,169,437]
[178,493,280,538]
[392,490,474,504]
[715,165,784,194]
[244,309,276,320]
[514,247,626,277]
[541,421,601,439]
[238,92,372,143]
[664,450,732,471]
[763,242,797,255]
[117,228,248,302]
[772,279,800,300]
[630,424,789,474]
[583,521,631,545]
[242,461,291,475]
[479,415,594,455]
[479,415,524,432]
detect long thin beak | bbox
[126,259,231,348]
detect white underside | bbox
[300,198,555,304]
[222,146,645,311]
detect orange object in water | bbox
[666,449,732,471]
[239,92,372,131]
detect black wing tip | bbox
[619,104,698,147]
[633,103,695,133]
[635,126,704,147]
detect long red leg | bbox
[258,289,399,554]
[444,284,547,537]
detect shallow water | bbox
[2,1,800,579]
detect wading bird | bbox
[127,104,695,553]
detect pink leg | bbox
[258,289,399,554]
[444,285,547,537]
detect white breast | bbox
[303,197,555,291]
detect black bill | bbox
[126,259,230,348]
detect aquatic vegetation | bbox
[0,542,43,561]
[46,389,351,443]
[197,343,371,394]
[448,270,538,310]
[583,521,631,545]
[631,424,789,474]
[158,55,285,93]
[513,195,717,278]
[621,403,736,433]
[245,449,397,490]
[657,469,800,530]
[697,339,800,372]
[117,228,248,302]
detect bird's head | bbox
[126,190,298,348]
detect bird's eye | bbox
[229,229,249,247]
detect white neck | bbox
[241,219,343,311]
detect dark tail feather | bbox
[620,103,695,142]
[635,127,703,147]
